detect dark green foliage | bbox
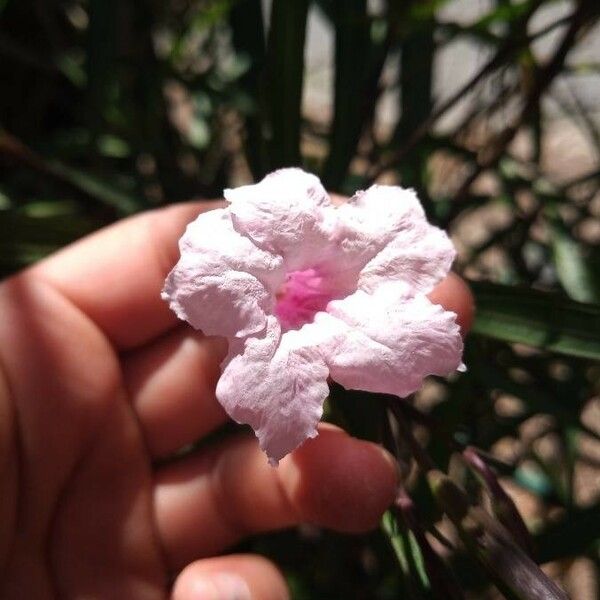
[472,281,600,359]
[1,0,599,597]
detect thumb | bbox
[172,554,289,600]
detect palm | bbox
[0,277,165,598]
[0,202,471,599]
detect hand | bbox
[0,201,474,599]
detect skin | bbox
[0,201,474,599]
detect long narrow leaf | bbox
[549,216,600,304]
[0,131,141,214]
[394,14,434,146]
[86,0,118,137]
[230,0,267,179]
[323,0,369,189]
[48,160,140,214]
[471,281,600,359]
[263,0,309,169]
[393,11,435,215]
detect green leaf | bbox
[471,281,600,360]
[0,131,141,214]
[47,160,141,215]
[382,511,409,574]
[392,11,435,215]
[97,134,130,158]
[56,52,87,88]
[549,217,600,303]
[381,511,429,599]
[230,0,267,178]
[323,0,370,189]
[394,16,435,148]
[262,0,309,169]
[0,208,97,273]
[86,0,119,133]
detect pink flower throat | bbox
[275,268,340,331]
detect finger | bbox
[123,327,228,459]
[30,201,222,350]
[154,425,398,570]
[171,555,289,600]
[428,272,474,335]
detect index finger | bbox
[30,201,222,350]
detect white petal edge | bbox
[216,316,332,465]
[319,287,464,397]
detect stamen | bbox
[275,268,340,330]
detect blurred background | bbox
[1,0,599,597]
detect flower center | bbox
[275,268,341,331]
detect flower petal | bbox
[333,185,455,295]
[225,168,332,271]
[216,316,331,465]
[358,223,455,295]
[329,185,424,265]
[335,185,426,248]
[320,287,463,397]
[162,209,283,338]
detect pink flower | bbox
[163,169,464,465]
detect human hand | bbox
[0,201,473,599]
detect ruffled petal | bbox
[358,222,455,295]
[332,185,455,295]
[225,168,332,271]
[335,185,425,244]
[162,209,283,338]
[319,286,463,397]
[329,185,424,262]
[216,316,332,465]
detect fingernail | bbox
[190,573,252,600]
